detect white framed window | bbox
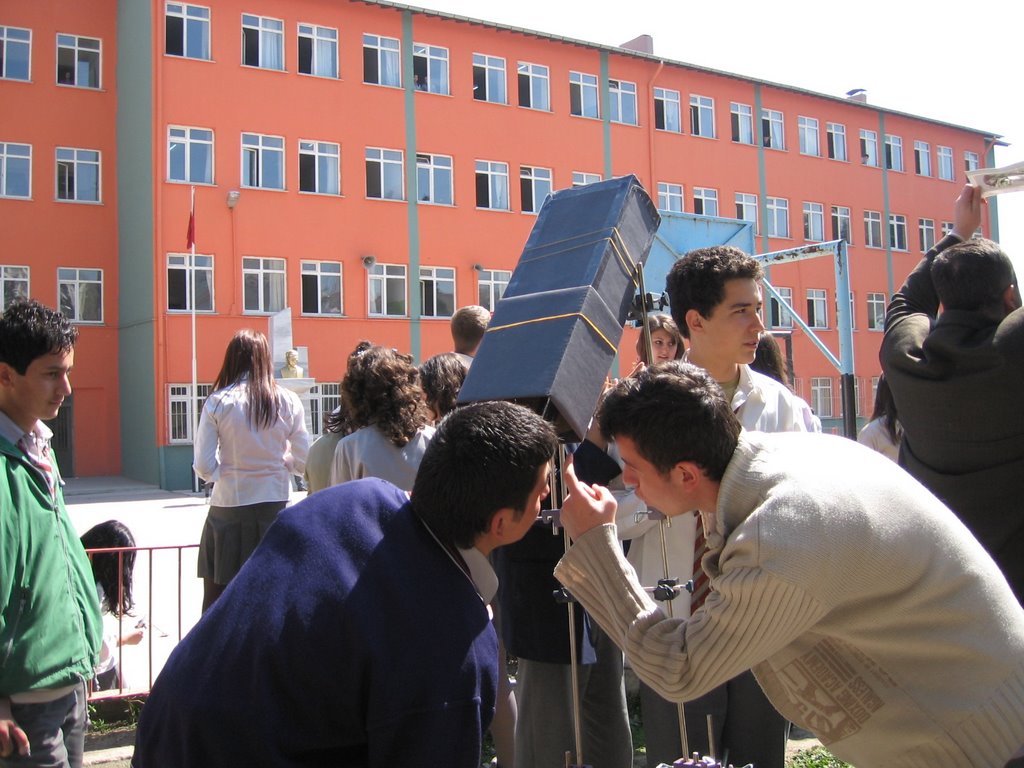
[730,102,753,144]
[168,126,213,184]
[368,263,407,317]
[654,88,681,133]
[0,26,31,80]
[242,256,285,313]
[569,71,599,118]
[241,14,283,70]
[363,33,400,87]
[1,265,29,309]
[766,196,789,238]
[56,147,100,202]
[416,153,453,205]
[798,116,819,156]
[864,210,882,248]
[414,43,448,94]
[769,286,793,329]
[241,133,284,190]
[520,165,552,214]
[693,187,718,217]
[299,140,340,195]
[810,377,834,418]
[168,383,213,444]
[867,292,886,331]
[298,23,337,78]
[889,214,908,251]
[301,260,342,315]
[761,108,784,149]
[307,382,341,439]
[690,95,715,138]
[736,192,758,232]
[657,182,684,213]
[572,171,601,187]
[831,205,852,244]
[884,134,903,171]
[806,288,828,329]
[475,160,509,210]
[58,267,103,323]
[937,146,954,180]
[919,218,936,252]
[0,142,31,198]
[56,34,100,88]
[859,129,879,166]
[941,220,954,236]
[914,140,931,176]
[166,4,210,59]
[365,147,404,201]
[478,268,509,311]
[838,290,856,331]
[167,253,213,312]
[609,79,638,125]
[419,266,455,318]
[826,122,847,161]
[517,62,549,110]
[803,201,824,241]
[964,151,980,172]
[472,53,506,104]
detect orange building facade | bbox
[2,0,1001,488]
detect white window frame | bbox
[297,23,337,78]
[761,108,784,149]
[472,53,506,104]
[520,165,552,214]
[766,196,789,238]
[168,383,213,444]
[937,146,954,180]
[363,33,400,87]
[803,201,824,241]
[477,268,509,311]
[657,182,684,213]
[736,192,758,233]
[241,14,284,71]
[0,26,31,81]
[299,139,340,196]
[914,140,931,176]
[241,256,286,314]
[167,253,214,312]
[307,382,341,439]
[368,262,407,318]
[0,142,31,199]
[826,122,847,161]
[654,87,681,133]
[860,129,879,167]
[693,187,718,217]
[416,153,453,205]
[609,79,638,126]
[168,126,214,185]
[769,286,793,329]
[413,43,449,95]
[241,132,284,190]
[55,147,100,203]
[806,288,828,329]
[964,151,980,172]
[731,102,753,144]
[941,220,954,236]
[889,214,908,251]
[798,116,820,156]
[58,267,103,323]
[56,33,100,88]
[419,266,456,318]
[516,61,549,111]
[165,3,210,60]
[919,218,936,252]
[300,260,343,316]
[572,171,601,187]
[1,265,30,309]
[831,205,852,244]
[690,95,715,138]
[475,160,509,210]
[365,146,404,201]
[569,71,599,119]
[884,134,904,171]
[864,210,882,248]
[810,377,834,419]
[866,292,886,331]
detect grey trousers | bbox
[2,682,87,768]
[641,670,786,768]
[513,624,633,768]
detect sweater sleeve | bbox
[555,524,827,703]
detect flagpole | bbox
[189,185,199,492]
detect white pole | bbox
[190,185,199,492]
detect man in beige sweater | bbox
[555,362,1024,768]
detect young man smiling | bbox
[0,299,101,768]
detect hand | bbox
[0,699,30,759]
[123,627,145,646]
[951,183,983,241]
[560,456,617,540]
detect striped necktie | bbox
[690,515,711,612]
[17,434,56,496]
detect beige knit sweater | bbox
[555,432,1024,767]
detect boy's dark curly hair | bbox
[342,343,429,447]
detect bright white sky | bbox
[407,0,1024,275]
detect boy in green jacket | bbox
[0,298,101,767]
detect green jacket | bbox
[0,434,101,695]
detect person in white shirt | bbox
[857,375,901,462]
[194,329,309,612]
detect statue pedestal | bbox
[277,377,316,434]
